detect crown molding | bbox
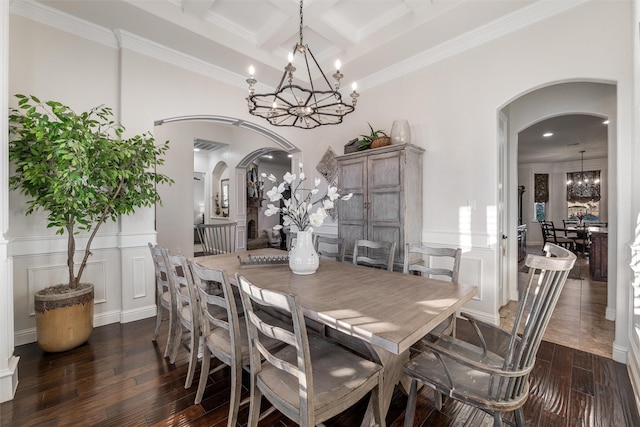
[113,29,244,89]
[10,0,118,48]
[360,0,588,90]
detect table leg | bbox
[360,344,410,427]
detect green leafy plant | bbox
[358,123,388,150]
[9,94,173,289]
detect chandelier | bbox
[245,0,359,129]
[567,150,600,185]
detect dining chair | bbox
[539,220,575,251]
[165,252,201,389]
[403,243,576,427]
[188,261,241,411]
[149,243,178,358]
[353,239,396,271]
[194,222,237,256]
[562,219,589,255]
[188,260,294,422]
[236,273,386,427]
[313,235,346,262]
[403,243,462,339]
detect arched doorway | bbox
[153,116,298,259]
[499,81,621,359]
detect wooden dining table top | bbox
[195,248,478,355]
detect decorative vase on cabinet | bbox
[289,229,319,275]
[390,119,411,144]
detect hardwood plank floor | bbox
[1,317,638,426]
[504,251,615,358]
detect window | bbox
[535,202,547,222]
[567,201,599,222]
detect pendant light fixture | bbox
[245,0,359,129]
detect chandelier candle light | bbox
[262,163,352,274]
[246,0,359,129]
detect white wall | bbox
[4,0,639,403]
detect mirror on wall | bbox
[221,178,229,209]
[212,161,229,218]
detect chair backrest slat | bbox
[188,260,239,364]
[353,239,396,271]
[403,244,461,282]
[165,251,198,329]
[314,235,345,262]
[149,243,172,299]
[195,222,238,255]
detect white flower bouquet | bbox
[262,163,352,231]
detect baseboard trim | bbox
[0,355,19,403]
[120,305,156,324]
[606,306,616,321]
[613,341,629,364]
[458,307,499,326]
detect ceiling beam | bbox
[181,0,217,18]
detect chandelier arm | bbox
[306,47,335,92]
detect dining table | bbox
[197,248,478,426]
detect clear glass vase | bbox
[390,119,411,144]
[289,229,319,275]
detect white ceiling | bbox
[17,0,606,163]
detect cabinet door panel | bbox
[340,160,366,192]
[339,193,366,222]
[369,153,401,189]
[370,191,402,223]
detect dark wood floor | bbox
[2,317,639,427]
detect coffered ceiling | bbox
[13,0,605,163]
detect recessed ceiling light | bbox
[543,132,553,137]
[603,119,609,125]
[287,154,293,158]
[193,148,200,152]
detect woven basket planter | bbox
[370,136,391,149]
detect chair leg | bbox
[434,389,445,411]
[247,379,263,427]
[514,408,525,427]
[228,358,242,427]
[194,346,211,404]
[164,308,176,358]
[152,296,162,342]
[169,324,182,364]
[404,378,418,427]
[184,332,200,389]
[492,412,504,427]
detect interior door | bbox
[498,111,509,307]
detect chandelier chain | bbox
[299,0,304,45]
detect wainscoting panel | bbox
[131,256,146,299]
[27,260,107,316]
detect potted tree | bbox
[9,94,172,352]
